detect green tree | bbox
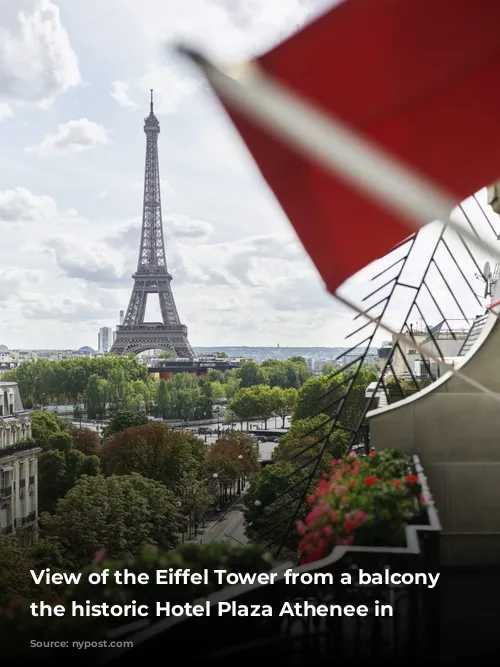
[250,385,275,429]
[273,414,350,471]
[30,411,70,449]
[40,473,181,568]
[38,434,101,514]
[260,359,287,388]
[85,374,108,420]
[100,422,205,493]
[156,380,170,419]
[207,369,225,383]
[243,461,310,546]
[320,361,337,375]
[6,355,149,407]
[235,361,267,388]
[48,432,73,452]
[229,388,258,429]
[223,375,242,400]
[271,387,298,427]
[102,409,148,439]
[159,351,175,359]
[210,381,225,401]
[0,536,50,606]
[107,366,130,412]
[283,358,310,388]
[293,369,377,432]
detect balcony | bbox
[19,478,25,489]
[0,524,12,534]
[0,485,12,499]
[101,457,441,665]
[20,512,36,526]
[29,476,35,486]
[0,442,41,460]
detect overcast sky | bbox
[0,0,496,352]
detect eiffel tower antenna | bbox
[111,92,193,357]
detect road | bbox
[199,506,248,546]
[197,501,248,547]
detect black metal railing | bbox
[19,479,25,489]
[20,512,36,525]
[0,485,12,498]
[0,525,13,535]
[29,476,35,486]
[100,456,441,666]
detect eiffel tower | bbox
[111,91,193,358]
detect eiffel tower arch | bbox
[111,91,193,358]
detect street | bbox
[196,501,248,547]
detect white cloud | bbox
[0,187,77,223]
[165,213,213,239]
[0,268,43,302]
[110,81,138,110]
[112,63,199,114]
[27,118,110,156]
[0,103,13,121]
[0,0,80,108]
[44,237,126,285]
[21,292,117,323]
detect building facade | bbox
[98,327,113,354]
[0,382,40,545]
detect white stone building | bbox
[0,381,40,545]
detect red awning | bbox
[208,0,500,292]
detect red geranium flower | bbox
[405,474,418,485]
[364,475,378,486]
[394,480,401,487]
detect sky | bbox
[0,0,497,352]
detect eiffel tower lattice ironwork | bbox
[111,91,193,357]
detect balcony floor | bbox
[440,566,500,663]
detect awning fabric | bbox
[213,0,500,290]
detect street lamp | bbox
[214,405,221,435]
[237,454,243,494]
[211,472,224,511]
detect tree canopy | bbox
[100,422,206,493]
[40,473,181,568]
[38,431,100,514]
[5,355,148,407]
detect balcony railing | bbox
[0,525,13,535]
[29,476,35,486]
[19,478,25,489]
[20,512,37,526]
[0,442,41,459]
[102,456,441,665]
[0,485,12,498]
